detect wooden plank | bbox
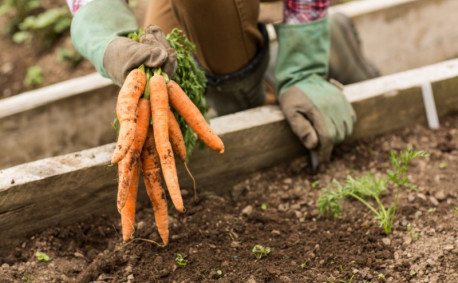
[0,76,118,169]
[346,0,458,75]
[1,59,458,249]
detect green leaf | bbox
[23,66,43,87]
[12,30,32,43]
[175,253,188,267]
[35,252,50,262]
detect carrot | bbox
[168,109,197,202]
[149,74,184,212]
[111,68,146,164]
[167,80,224,154]
[117,99,151,212]
[120,161,140,242]
[141,126,169,246]
[168,109,187,162]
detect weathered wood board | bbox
[1,59,457,250]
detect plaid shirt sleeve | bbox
[284,0,330,24]
[66,0,129,15]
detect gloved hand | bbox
[71,0,176,86]
[275,17,356,162]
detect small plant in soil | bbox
[35,251,50,262]
[23,66,42,87]
[252,244,271,260]
[57,47,83,67]
[13,7,71,48]
[0,0,40,34]
[22,275,35,282]
[407,224,419,241]
[175,253,188,267]
[317,146,428,235]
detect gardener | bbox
[68,0,379,163]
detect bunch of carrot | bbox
[112,29,224,245]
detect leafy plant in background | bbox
[23,66,43,87]
[0,0,40,34]
[57,47,83,67]
[13,7,72,47]
[317,146,428,235]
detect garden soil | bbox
[1,114,457,282]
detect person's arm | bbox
[275,0,356,162]
[69,0,176,85]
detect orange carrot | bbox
[141,127,169,246]
[112,68,146,164]
[168,109,197,202]
[117,99,151,212]
[167,80,224,154]
[168,109,187,162]
[149,74,184,212]
[120,161,140,242]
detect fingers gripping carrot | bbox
[141,127,169,246]
[167,80,224,154]
[150,74,184,212]
[117,99,151,212]
[121,161,140,242]
[112,68,146,164]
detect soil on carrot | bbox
[1,114,457,282]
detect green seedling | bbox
[22,275,35,282]
[427,208,436,213]
[317,146,428,235]
[57,47,83,67]
[216,269,223,279]
[13,7,71,47]
[252,245,271,260]
[0,0,40,34]
[378,273,385,279]
[35,252,50,262]
[439,162,448,169]
[311,180,320,188]
[407,225,419,241]
[23,66,42,87]
[455,206,458,215]
[261,203,267,211]
[300,261,308,269]
[175,253,188,267]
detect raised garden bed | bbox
[1,0,457,282]
[1,113,456,282]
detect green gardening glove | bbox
[275,17,356,162]
[71,0,176,85]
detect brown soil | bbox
[1,115,457,282]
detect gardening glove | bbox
[71,0,176,86]
[275,17,356,162]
